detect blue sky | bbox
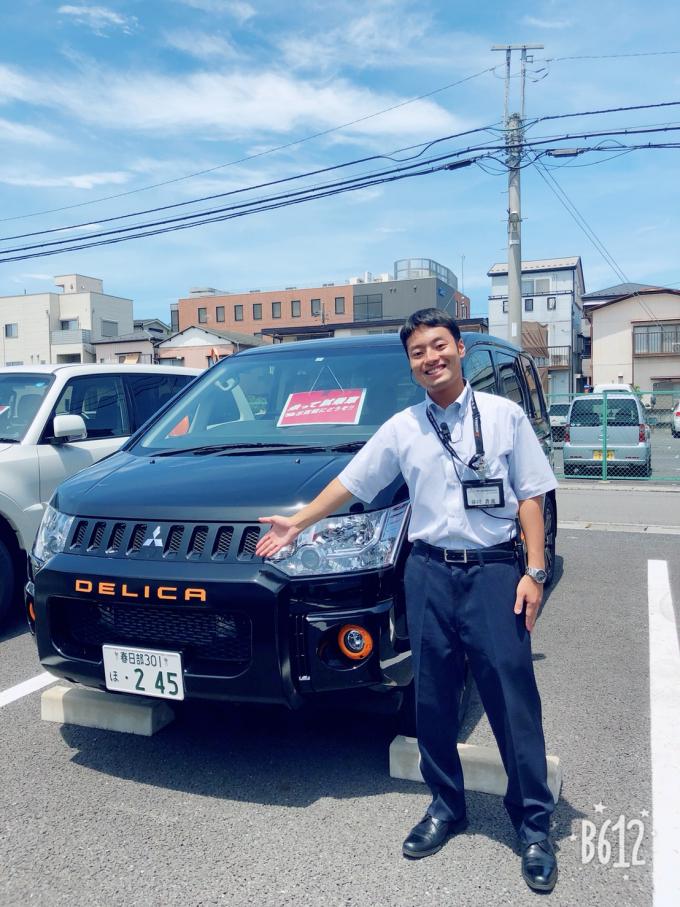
[1,0,680,320]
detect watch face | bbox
[529,568,547,582]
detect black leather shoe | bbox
[402,813,468,859]
[521,838,558,892]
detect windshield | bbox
[570,397,640,427]
[134,343,423,454]
[0,373,54,442]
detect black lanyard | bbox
[426,387,489,477]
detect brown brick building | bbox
[173,260,470,342]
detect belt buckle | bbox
[444,548,468,564]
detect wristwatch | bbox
[526,566,547,584]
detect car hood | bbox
[53,449,405,521]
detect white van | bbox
[0,364,200,622]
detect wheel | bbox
[543,495,557,587]
[0,539,16,625]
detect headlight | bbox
[33,504,74,567]
[268,501,409,577]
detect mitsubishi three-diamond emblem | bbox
[142,526,164,548]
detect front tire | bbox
[0,540,16,625]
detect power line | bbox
[0,155,483,264]
[0,123,502,243]
[0,65,497,225]
[530,154,665,328]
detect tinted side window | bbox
[519,354,546,420]
[53,375,130,439]
[125,373,191,429]
[463,348,496,393]
[495,351,526,411]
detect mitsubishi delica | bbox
[28,333,557,719]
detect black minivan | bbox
[28,333,556,717]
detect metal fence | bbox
[547,390,680,483]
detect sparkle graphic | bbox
[594,802,606,814]
[640,809,649,817]
[569,833,577,841]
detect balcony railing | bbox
[51,328,92,345]
[525,345,571,369]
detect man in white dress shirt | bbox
[256,308,558,893]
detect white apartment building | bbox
[487,257,587,397]
[0,274,133,366]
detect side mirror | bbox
[52,414,87,442]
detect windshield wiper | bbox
[0,437,19,443]
[154,442,318,457]
[327,440,366,452]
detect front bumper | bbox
[32,553,411,707]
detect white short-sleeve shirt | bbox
[337,382,557,549]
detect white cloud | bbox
[0,63,466,141]
[164,29,239,59]
[13,273,54,282]
[521,15,573,29]
[176,0,256,22]
[58,5,137,35]
[0,170,129,190]
[0,117,57,144]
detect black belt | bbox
[412,539,518,565]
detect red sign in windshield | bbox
[277,389,366,427]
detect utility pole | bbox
[491,43,543,346]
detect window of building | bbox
[335,296,345,315]
[101,320,118,337]
[60,319,79,331]
[460,304,467,318]
[198,307,208,324]
[311,299,322,317]
[547,296,557,310]
[253,303,263,320]
[272,301,281,319]
[502,300,508,314]
[354,293,383,321]
[524,298,534,313]
[234,305,244,322]
[4,323,18,338]
[6,361,23,366]
[170,309,179,332]
[633,321,680,355]
[291,300,301,318]
[522,277,551,295]
[216,306,225,323]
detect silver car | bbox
[672,401,680,438]
[563,393,651,477]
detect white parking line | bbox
[0,672,57,708]
[648,559,680,906]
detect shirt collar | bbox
[426,379,470,419]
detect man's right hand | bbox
[255,515,301,558]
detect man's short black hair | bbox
[400,307,461,352]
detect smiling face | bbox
[406,324,466,407]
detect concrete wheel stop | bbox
[42,683,175,736]
[390,736,562,803]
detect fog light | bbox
[338,624,373,660]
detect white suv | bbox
[0,364,200,623]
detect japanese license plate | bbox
[103,645,184,701]
[593,450,614,461]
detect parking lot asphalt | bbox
[1,526,677,907]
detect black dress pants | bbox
[404,545,554,845]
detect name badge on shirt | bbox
[462,479,505,509]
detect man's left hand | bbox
[514,575,543,632]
